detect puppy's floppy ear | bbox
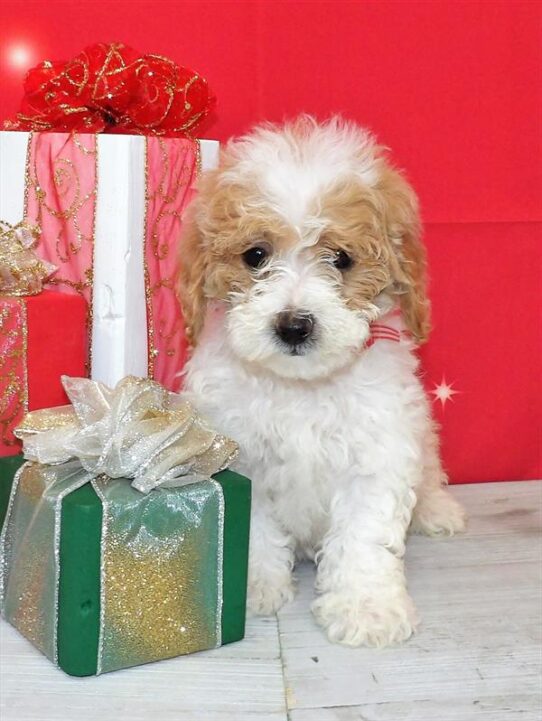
[378,165,430,344]
[178,200,208,347]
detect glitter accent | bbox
[194,138,202,176]
[91,476,108,676]
[20,299,28,417]
[15,462,44,501]
[23,132,32,219]
[52,493,62,664]
[87,133,98,376]
[210,478,224,647]
[0,464,26,606]
[16,405,76,435]
[0,297,28,449]
[95,476,224,673]
[143,137,155,378]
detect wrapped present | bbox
[0,375,250,676]
[1,43,219,392]
[0,286,88,456]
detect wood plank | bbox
[290,696,542,721]
[0,615,288,721]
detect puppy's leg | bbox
[312,479,418,647]
[410,423,467,537]
[247,499,296,616]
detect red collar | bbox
[366,309,406,347]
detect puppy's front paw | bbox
[411,488,467,537]
[247,571,296,616]
[312,589,419,647]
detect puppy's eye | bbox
[243,246,269,269]
[332,249,353,271]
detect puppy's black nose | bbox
[275,311,315,346]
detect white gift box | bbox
[0,131,218,387]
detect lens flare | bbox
[6,43,35,70]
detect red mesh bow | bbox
[5,42,215,136]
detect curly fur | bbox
[178,116,466,647]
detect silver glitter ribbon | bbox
[0,375,238,673]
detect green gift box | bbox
[0,377,251,676]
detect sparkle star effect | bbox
[430,377,460,409]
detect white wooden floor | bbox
[1,481,541,721]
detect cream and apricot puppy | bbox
[178,117,466,647]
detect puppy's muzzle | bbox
[274,311,315,347]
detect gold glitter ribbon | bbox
[0,297,28,451]
[0,375,238,673]
[0,220,56,297]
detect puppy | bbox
[178,116,466,647]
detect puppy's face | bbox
[180,118,429,380]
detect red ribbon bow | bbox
[5,42,215,137]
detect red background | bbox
[0,292,87,456]
[1,1,540,483]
